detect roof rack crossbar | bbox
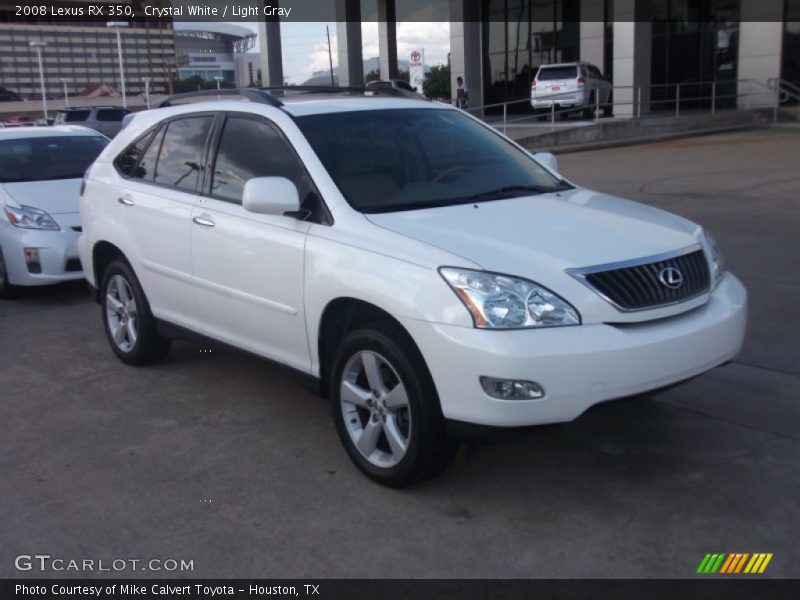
[158,88,283,108]
[259,85,367,95]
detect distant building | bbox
[173,22,257,86]
[0,21,175,98]
[235,54,261,87]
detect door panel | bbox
[191,199,311,371]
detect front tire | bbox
[101,259,171,365]
[330,323,457,487]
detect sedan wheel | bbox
[340,350,412,468]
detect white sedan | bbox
[0,126,108,298]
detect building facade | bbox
[173,22,256,86]
[0,22,175,98]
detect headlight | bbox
[4,205,60,230]
[439,268,580,329]
[703,230,725,286]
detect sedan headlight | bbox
[4,205,60,230]
[440,268,580,329]
[703,230,725,286]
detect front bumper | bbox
[0,214,84,286]
[402,273,747,427]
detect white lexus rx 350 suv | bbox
[79,90,747,486]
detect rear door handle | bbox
[192,215,215,228]
[117,195,134,206]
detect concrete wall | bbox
[737,0,785,108]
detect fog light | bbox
[24,247,41,274]
[480,376,544,400]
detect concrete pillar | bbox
[336,0,364,87]
[612,0,651,117]
[258,18,283,87]
[737,0,784,108]
[378,0,398,80]
[579,0,605,70]
[449,0,483,109]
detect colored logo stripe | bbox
[698,553,773,574]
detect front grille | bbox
[572,248,710,311]
[65,258,83,272]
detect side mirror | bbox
[533,152,559,173]
[242,177,300,216]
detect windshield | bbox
[537,66,578,80]
[296,108,569,213]
[60,109,91,122]
[0,135,108,182]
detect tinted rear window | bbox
[536,66,578,80]
[0,135,108,182]
[96,108,127,122]
[62,109,91,122]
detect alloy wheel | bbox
[105,274,138,352]
[339,350,412,468]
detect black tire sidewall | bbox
[330,325,447,487]
[100,259,156,364]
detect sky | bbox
[235,21,450,84]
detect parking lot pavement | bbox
[1,128,798,579]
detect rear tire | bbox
[583,93,595,120]
[100,259,171,365]
[330,322,458,487]
[0,246,19,300]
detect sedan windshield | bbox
[0,135,108,182]
[295,108,570,213]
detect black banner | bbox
[4,579,800,600]
[0,0,791,23]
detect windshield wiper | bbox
[465,184,570,201]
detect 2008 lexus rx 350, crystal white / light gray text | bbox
[78,90,747,486]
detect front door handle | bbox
[117,195,134,206]
[192,215,215,227]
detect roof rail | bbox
[158,88,283,108]
[259,85,369,96]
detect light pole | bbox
[107,22,129,108]
[59,77,72,108]
[142,77,152,109]
[29,41,48,120]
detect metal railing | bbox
[767,78,800,121]
[463,78,786,133]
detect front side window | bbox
[153,116,213,191]
[296,108,569,213]
[210,116,313,204]
[0,135,108,183]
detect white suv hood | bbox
[366,187,701,276]
[1,179,81,215]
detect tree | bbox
[423,64,450,100]
[172,76,235,94]
[364,69,380,83]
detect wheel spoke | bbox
[356,419,382,457]
[341,380,371,408]
[361,352,386,395]
[383,415,408,459]
[112,323,126,346]
[125,319,137,346]
[106,294,124,314]
[383,382,409,410]
[118,280,131,304]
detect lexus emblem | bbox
[658,266,684,289]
